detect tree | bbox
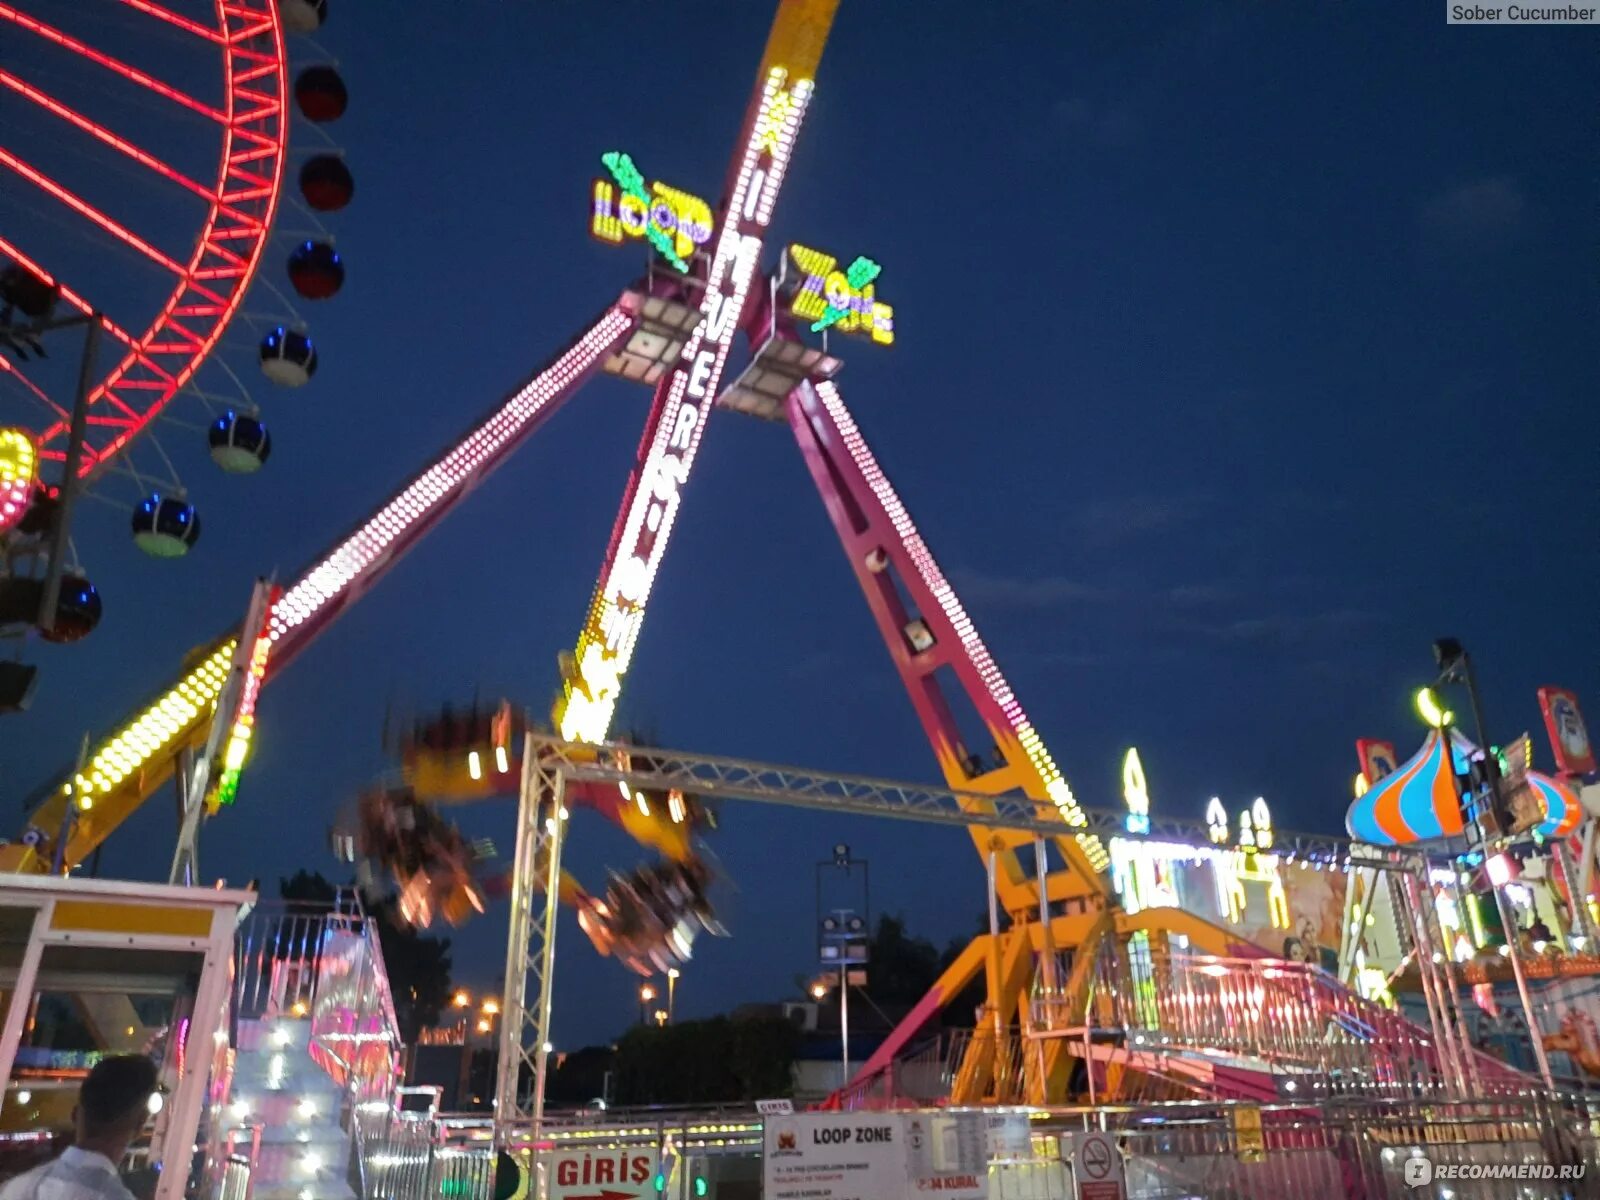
[611,1015,799,1105]
[862,914,943,1007]
[276,870,454,1043]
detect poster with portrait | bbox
[1172,855,1349,971]
[1539,687,1595,776]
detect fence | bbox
[216,1124,261,1200]
[231,893,405,1200]
[1030,947,1538,1102]
[351,1094,1600,1200]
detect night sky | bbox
[5,2,1597,1050]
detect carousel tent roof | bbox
[1346,728,1580,846]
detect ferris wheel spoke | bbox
[0,144,187,276]
[111,0,226,45]
[0,69,249,219]
[0,4,227,123]
[0,356,71,424]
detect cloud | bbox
[1076,494,1205,547]
[1051,97,1142,148]
[1179,608,1386,649]
[1165,583,1239,608]
[952,570,1115,610]
[1421,177,1526,250]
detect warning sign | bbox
[1069,1130,1126,1200]
[1232,1105,1266,1162]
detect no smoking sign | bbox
[1069,1131,1126,1200]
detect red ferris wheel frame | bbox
[0,0,288,480]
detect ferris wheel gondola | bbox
[0,0,352,650]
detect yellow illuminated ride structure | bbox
[3,0,1476,1107]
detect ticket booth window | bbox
[4,944,203,1151]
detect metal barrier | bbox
[352,1095,1600,1200]
[216,1123,261,1200]
[1032,948,1538,1102]
[232,894,405,1200]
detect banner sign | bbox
[763,1111,985,1200]
[1069,1130,1127,1200]
[1540,687,1596,776]
[548,1147,657,1200]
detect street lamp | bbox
[810,981,829,1002]
[817,845,869,1089]
[639,983,656,1026]
[453,990,471,1009]
[666,967,679,1024]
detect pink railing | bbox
[1035,950,1536,1101]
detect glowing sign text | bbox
[590,152,713,272]
[560,67,816,743]
[1122,747,1150,835]
[788,244,894,344]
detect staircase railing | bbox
[232,891,406,1200]
[1034,947,1536,1100]
[822,1033,950,1110]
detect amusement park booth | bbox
[0,874,249,1197]
[1345,722,1600,1084]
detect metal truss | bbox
[528,733,1398,866]
[495,738,567,1140]
[494,732,1418,1139]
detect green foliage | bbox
[864,914,943,1007]
[612,1015,799,1105]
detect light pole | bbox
[666,967,679,1024]
[1426,638,1556,1091]
[639,983,656,1026]
[817,843,869,1089]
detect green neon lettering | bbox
[601,151,688,273]
[811,254,882,332]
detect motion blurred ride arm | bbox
[784,377,1109,913]
[5,302,639,873]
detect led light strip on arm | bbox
[65,642,235,806]
[559,67,816,742]
[268,307,635,653]
[25,307,634,865]
[803,379,1110,872]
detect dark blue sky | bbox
[6,2,1597,1049]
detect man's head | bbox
[74,1055,160,1157]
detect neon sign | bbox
[560,66,816,743]
[589,153,713,272]
[1122,747,1150,835]
[787,244,894,344]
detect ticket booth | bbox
[0,875,251,1200]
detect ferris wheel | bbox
[0,0,351,664]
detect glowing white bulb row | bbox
[562,72,815,743]
[65,643,235,804]
[808,380,1110,872]
[750,71,812,227]
[267,310,634,647]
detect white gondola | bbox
[131,494,200,558]
[259,327,318,387]
[209,411,272,474]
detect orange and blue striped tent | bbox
[1346,729,1581,845]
